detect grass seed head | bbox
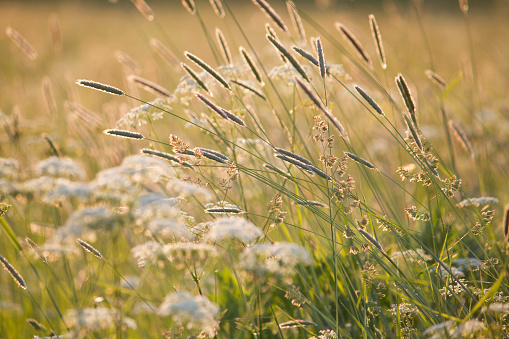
[104,129,144,140]
[0,255,27,290]
[76,79,125,96]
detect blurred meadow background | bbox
[1,0,509,338]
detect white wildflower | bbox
[308,329,338,339]
[205,216,263,243]
[391,248,432,263]
[116,98,168,128]
[133,194,182,226]
[0,158,19,180]
[457,197,498,208]
[269,64,311,85]
[131,241,164,266]
[146,218,192,240]
[422,320,454,338]
[452,319,486,337]
[42,178,92,204]
[35,156,86,180]
[0,178,23,195]
[65,206,122,231]
[482,302,509,314]
[24,176,60,197]
[389,302,418,315]
[166,178,213,201]
[158,291,220,338]
[65,307,136,332]
[239,242,311,279]
[163,243,218,269]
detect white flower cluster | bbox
[205,216,263,243]
[116,98,168,128]
[64,307,136,333]
[239,242,312,279]
[157,291,219,338]
[35,156,86,180]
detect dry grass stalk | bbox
[185,52,231,90]
[104,129,144,140]
[196,148,230,164]
[26,318,46,332]
[251,0,289,34]
[404,115,423,152]
[459,0,469,14]
[209,0,225,18]
[76,79,125,96]
[294,200,328,208]
[425,70,446,88]
[150,38,180,69]
[130,0,154,21]
[5,27,38,60]
[65,101,103,130]
[345,152,377,170]
[77,239,103,259]
[25,237,48,264]
[0,255,27,290]
[182,0,196,15]
[231,80,266,101]
[503,203,509,240]
[196,93,245,126]
[48,13,63,54]
[279,320,317,328]
[369,14,386,69]
[141,148,194,169]
[240,47,263,84]
[263,163,294,180]
[335,22,371,65]
[42,133,61,157]
[215,28,232,65]
[358,228,384,252]
[396,74,417,127]
[181,63,212,95]
[267,34,309,82]
[292,46,318,66]
[275,154,314,175]
[266,24,287,63]
[42,76,57,115]
[127,75,172,98]
[448,120,474,158]
[294,77,349,142]
[206,207,245,214]
[115,51,141,74]
[287,1,306,44]
[316,37,326,80]
[354,85,385,117]
[274,148,312,166]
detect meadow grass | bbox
[1,0,509,338]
